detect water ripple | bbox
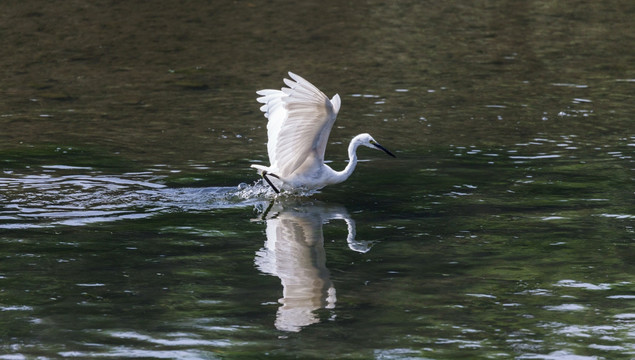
[0,172,273,229]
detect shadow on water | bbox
[252,198,370,332]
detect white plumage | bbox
[251,72,395,193]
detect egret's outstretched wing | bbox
[257,72,341,177]
[256,89,286,166]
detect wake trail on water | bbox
[0,173,285,229]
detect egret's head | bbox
[358,133,396,158]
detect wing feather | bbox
[256,89,286,166]
[256,72,341,177]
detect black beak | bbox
[373,143,396,158]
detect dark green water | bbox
[1,0,634,359]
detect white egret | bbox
[251,72,395,194]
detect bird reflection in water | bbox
[254,199,372,332]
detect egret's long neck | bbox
[334,137,361,183]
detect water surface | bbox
[1,0,634,358]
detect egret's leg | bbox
[261,199,276,219]
[262,171,280,194]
